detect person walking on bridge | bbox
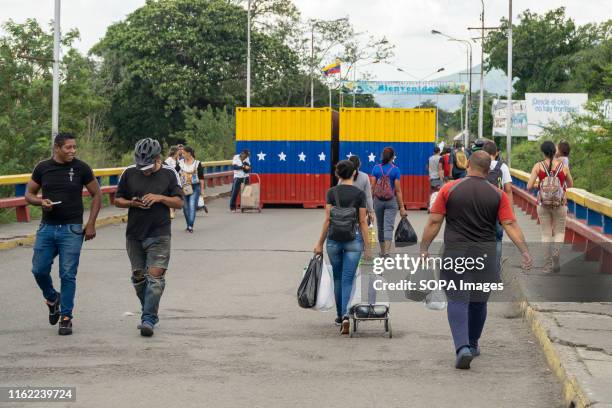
[371,147,407,257]
[115,138,184,337]
[482,140,514,275]
[420,151,532,369]
[25,133,102,335]
[178,146,206,232]
[314,160,372,334]
[527,141,573,273]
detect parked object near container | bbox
[236,108,337,208]
[339,108,436,209]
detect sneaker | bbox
[203,205,209,214]
[340,317,350,335]
[455,346,473,369]
[470,345,481,357]
[58,316,72,336]
[140,321,154,337]
[187,226,194,233]
[334,317,342,326]
[46,293,60,325]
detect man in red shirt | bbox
[420,151,532,369]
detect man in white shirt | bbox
[483,141,513,275]
[229,149,251,211]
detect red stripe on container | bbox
[258,174,330,208]
[400,175,429,210]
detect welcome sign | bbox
[343,80,467,95]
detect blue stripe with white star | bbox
[340,141,434,176]
[236,141,331,174]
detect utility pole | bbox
[51,0,61,146]
[478,0,485,139]
[310,26,315,108]
[246,0,251,107]
[506,0,513,165]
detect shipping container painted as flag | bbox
[236,108,336,207]
[339,108,436,209]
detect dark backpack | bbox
[487,160,504,189]
[372,164,395,200]
[328,188,357,242]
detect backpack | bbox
[487,160,504,189]
[372,164,395,201]
[538,162,565,207]
[454,149,468,170]
[328,187,357,242]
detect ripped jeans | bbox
[126,236,171,326]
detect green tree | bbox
[92,0,306,149]
[484,8,611,98]
[0,19,110,175]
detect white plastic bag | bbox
[197,195,205,209]
[313,261,335,312]
[424,290,447,311]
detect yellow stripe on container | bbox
[236,107,332,141]
[339,108,436,142]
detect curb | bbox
[518,298,591,408]
[0,191,230,251]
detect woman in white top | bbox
[178,146,205,232]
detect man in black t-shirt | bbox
[115,138,184,337]
[25,133,102,336]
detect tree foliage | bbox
[484,8,611,99]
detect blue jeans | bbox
[229,177,249,210]
[31,223,84,318]
[183,184,201,228]
[127,236,171,326]
[326,233,364,318]
[441,244,496,353]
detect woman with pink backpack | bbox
[370,147,407,257]
[527,141,573,273]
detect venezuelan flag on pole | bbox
[322,60,341,76]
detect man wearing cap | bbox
[115,138,184,337]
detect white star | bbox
[346,152,354,159]
[278,151,286,161]
[318,152,326,161]
[257,151,266,161]
[298,152,307,162]
[368,152,376,162]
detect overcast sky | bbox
[2,0,608,81]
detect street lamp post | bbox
[506,0,513,165]
[51,0,61,145]
[431,30,472,146]
[246,0,251,107]
[478,0,485,139]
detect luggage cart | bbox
[348,260,392,338]
[240,173,262,213]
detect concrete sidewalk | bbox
[509,209,612,408]
[0,184,232,250]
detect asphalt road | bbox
[0,198,562,408]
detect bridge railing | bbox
[510,168,612,273]
[0,160,233,223]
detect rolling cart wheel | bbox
[384,320,392,339]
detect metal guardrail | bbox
[509,168,611,274]
[0,160,234,222]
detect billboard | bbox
[525,93,588,141]
[492,99,528,137]
[342,81,467,95]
